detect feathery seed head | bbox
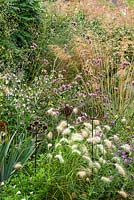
[101,176,112,183]
[115,163,126,177]
[14,163,22,170]
[118,191,128,198]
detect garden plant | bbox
[0,0,134,199]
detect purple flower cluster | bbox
[122,61,130,69]
[87,58,102,67]
[56,84,73,92]
[118,143,134,165]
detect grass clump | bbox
[0,120,134,199]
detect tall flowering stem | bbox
[91,119,94,161]
[35,132,38,175]
[91,119,94,176]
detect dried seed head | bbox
[115,164,126,177]
[81,129,89,138]
[72,149,81,155]
[55,154,64,164]
[72,192,77,199]
[121,118,127,125]
[57,121,67,133]
[84,122,92,130]
[73,107,79,114]
[104,139,113,149]
[77,171,87,179]
[101,176,112,183]
[93,120,100,126]
[47,132,53,140]
[14,163,22,170]
[118,191,128,198]
[71,133,83,142]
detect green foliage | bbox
[0,1,134,199]
[1,122,134,199]
[0,0,44,79]
[0,133,34,182]
[126,0,134,6]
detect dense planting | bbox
[0,0,134,199]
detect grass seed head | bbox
[118,191,128,198]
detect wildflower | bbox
[101,176,112,183]
[115,163,126,177]
[121,152,127,159]
[104,139,112,149]
[14,163,22,170]
[55,154,64,164]
[88,93,97,97]
[72,149,81,155]
[122,61,130,69]
[121,144,130,152]
[128,157,133,161]
[16,191,21,195]
[118,191,128,198]
[110,120,115,126]
[71,133,83,142]
[76,116,86,123]
[57,120,67,133]
[47,132,53,140]
[77,171,87,179]
[103,96,108,103]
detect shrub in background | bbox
[0,0,44,80]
